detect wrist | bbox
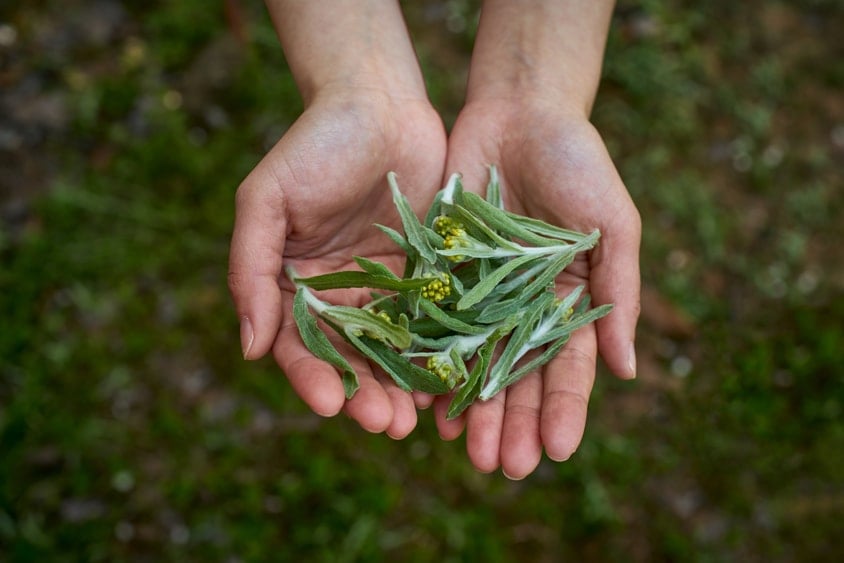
[266,0,428,106]
[302,67,429,108]
[465,0,614,116]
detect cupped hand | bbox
[228,88,447,438]
[434,97,641,478]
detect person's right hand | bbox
[228,87,446,438]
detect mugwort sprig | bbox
[289,166,612,418]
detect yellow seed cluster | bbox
[426,355,453,382]
[554,298,575,321]
[435,216,467,262]
[370,309,392,323]
[362,309,394,341]
[421,273,451,303]
[434,216,463,237]
[443,231,466,262]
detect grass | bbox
[1,0,842,561]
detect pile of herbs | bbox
[290,167,612,419]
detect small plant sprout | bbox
[289,166,612,418]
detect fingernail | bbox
[240,316,254,359]
[627,343,637,379]
[502,469,525,481]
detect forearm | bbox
[265,0,426,104]
[466,0,615,115]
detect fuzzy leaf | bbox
[376,224,413,255]
[505,212,593,243]
[476,235,599,323]
[353,256,398,279]
[497,334,571,390]
[388,172,437,263]
[294,271,428,293]
[417,299,488,335]
[456,254,537,310]
[485,165,503,209]
[408,309,480,338]
[451,203,521,251]
[530,304,614,348]
[462,192,564,247]
[319,305,413,349]
[292,288,359,398]
[480,291,556,399]
[346,332,449,394]
[446,330,502,419]
[448,348,470,391]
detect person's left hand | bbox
[426,97,641,479]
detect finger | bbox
[540,325,598,462]
[591,197,641,379]
[228,166,288,360]
[412,391,435,410]
[465,391,506,473]
[499,371,543,480]
[432,394,466,441]
[343,369,395,434]
[443,116,496,195]
[273,292,346,417]
[378,374,418,439]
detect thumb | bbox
[590,200,641,380]
[228,169,288,360]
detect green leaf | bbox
[418,299,488,335]
[556,285,586,314]
[446,331,502,419]
[408,309,480,338]
[438,172,464,208]
[409,333,462,352]
[506,213,595,243]
[489,302,613,392]
[530,304,614,347]
[424,188,445,228]
[479,259,548,304]
[497,334,572,390]
[481,291,556,400]
[476,234,599,323]
[387,172,437,264]
[376,224,413,255]
[448,348,470,391]
[462,192,563,247]
[294,271,429,293]
[319,304,413,349]
[353,256,398,279]
[347,333,449,394]
[485,165,503,208]
[437,244,509,260]
[456,253,537,310]
[292,288,359,398]
[451,203,522,251]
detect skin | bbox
[228,0,641,477]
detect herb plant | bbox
[289,167,612,419]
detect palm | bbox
[435,99,641,477]
[273,97,443,266]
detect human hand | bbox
[228,88,446,438]
[430,97,641,478]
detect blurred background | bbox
[1,0,842,561]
